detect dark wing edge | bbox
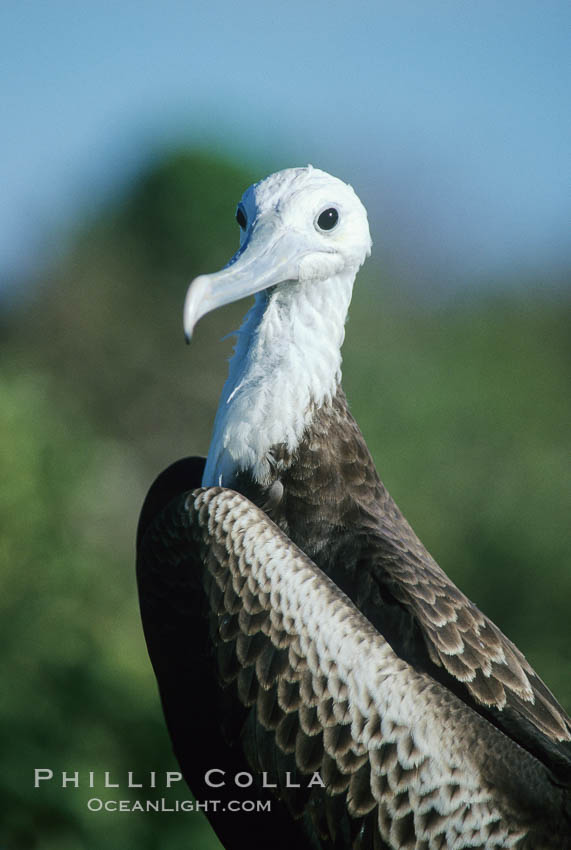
[136,456,206,551]
[137,462,328,850]
[335,396,571,770]
[138,482,570,849]
[368,513,571,771]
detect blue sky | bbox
[2,0,570,290]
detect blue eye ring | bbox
[236,205,247,230]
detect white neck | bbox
[202,271,355,487]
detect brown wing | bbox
[137,458,328,850]
[369,506,571,745]
[138,481,570,849]
[267,389,571,777]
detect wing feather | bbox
[371,523,571,743]
[303,394,571,754]
[140,484,571,849]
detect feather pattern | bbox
[138,483,571,849]
[233,387,571,757]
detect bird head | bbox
[183,166,372,340]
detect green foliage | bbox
[0,370,222,849]
[2,148,569,848]
[115,150,257,282]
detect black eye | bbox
[316,207,339,231]
[236,205,247,230]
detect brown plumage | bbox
[138,450,571,848]
[237,388,571,753]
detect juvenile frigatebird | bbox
[137,166,571,849]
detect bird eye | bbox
[316,207,339,232]
[236,205,247,230]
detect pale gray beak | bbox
[183,226,313,341]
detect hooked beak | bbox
[183,226,314,341]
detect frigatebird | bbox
[137,166,571,849]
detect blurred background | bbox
[1,2,569,848]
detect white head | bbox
[183,165,372,338]
[184,166,373,486]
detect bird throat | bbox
[202,271,355,488]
